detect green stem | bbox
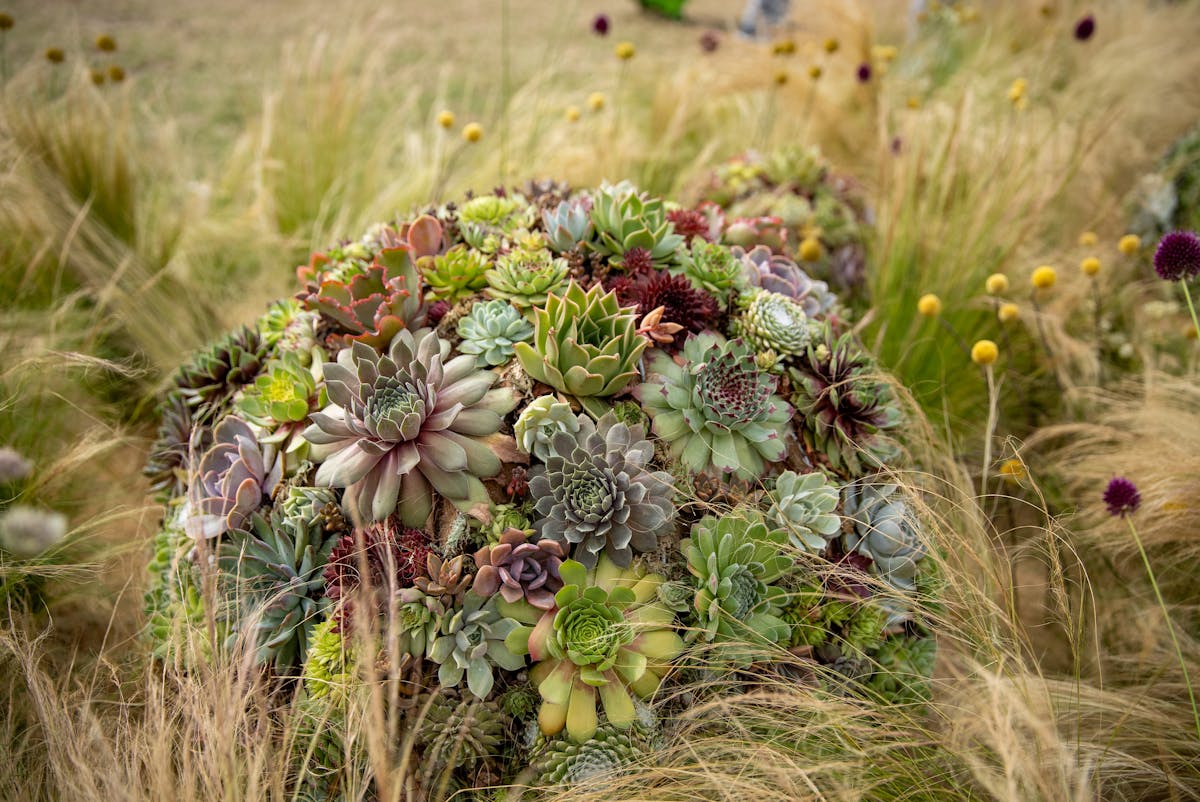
[1092,277,1104,388]
[1125,516,1200,742]
[1182,280,1200,343]
[980,365,997,498]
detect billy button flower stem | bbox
[1104,477,1200,742]
[431,120,483,203]
[986,272,1012,356]
[972,340,1000,497]
[1030,265,1064,395]
[1080,255,1103,385]
[1154,231,1200,341]
[918,293,971,358]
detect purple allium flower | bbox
[592,13,610,36]
[699,30,720,53]
[0,446,32,484]
[1074,14,1095,41]
[856,62,872,83]
[1153,231,1200,281]
[891,136,903,155]
[1103,476,1141,518]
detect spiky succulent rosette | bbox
[513,281,648,416]
[635,333,793,480]
[608,267,720,346]
[504,557,683,743]
[789,324,902,478]
[185,416,281,539]
[589,185,685,267]
[303,329,517,526]
[528,413,676,569]
[322,516,434,633]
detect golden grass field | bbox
[2,0,1200,799]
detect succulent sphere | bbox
[1031,265,1057,289]
[1118,234,1141,256]
[985,273,1010,295]
[462,122,483,143]
[971,339,999,366]
[917,293,942,317]
[1080,256,1101,277]
[998,302,1020,323]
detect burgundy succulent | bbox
[296,222,435,349]
[667,207,717,244]
[322,518,435,632]
[608,267,719,345]
[616,246,655,273]
[473,528,566,610]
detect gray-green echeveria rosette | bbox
[842,482,925,594]
[513,395,581,462]
[529,413,675,569]
[767,470,841,553]
[303,330,518,527]
[428,591,525,699]
[186,415,281,539]
[456,299,534,367]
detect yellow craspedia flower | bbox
[587,92,606,111]
[564,105,581,122]
[0,13,13,30]
[1008,78,1027,103]
[917,293,943,317]
[798,237,823,263]
[986,273,1010,295]
[1080,256,1101,276]
[1118,234,1140,255]
[971,339,999,366]
[89,68,105,85]
[772,39,796,56]
[999,459,1027,482]
[808,65,822,80]
[773,70,789,86]
[615,41,636,60]
[45,48,65,64]
[1031,265,1057,289]
[1078,230,1098,247]
[873,45,898,62]
[906,95,920,109]
[436,110,455,129]
[998,302,1020,323]
[95,34,117,52]
[107,64,125,82]
[823,38,839,54]
[462,122,483,143]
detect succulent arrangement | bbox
[692,146,873,301]
[143,181,929,799]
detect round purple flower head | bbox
[1103,476,1141,518]
[592,13,610,36]
[857,62,872,83]
[1074,14,1095,41]
[1154,231,1200,281]
[699,30,720,53]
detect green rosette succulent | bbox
[144,508,209,662]
[533,721,639,786]
[392,586,446,659]
[258,300,322,361]
[485,248,571,310]
[421,245,491,303]
[416,692,507,774]
[528,413,675,569]
[458,193,533,233]
[679,241,745,298]
[766,470,841,553]
[634,332,793,481]
[867,634,936,705]
[504,557,683,743]
[237,351,322,431]
[217,496,339,666]
[842,482,925,596]
[513,395,582,462]
[456,299,534,367]
[428,591,525,699]
[513,281,648,416]
[682,512,793,664]
[542,199,595,253]
[303,330,518,526]
[589,185,684,267]
[789,324,902,478]
[733,289,815,357]
[302,616,356,700]
[169,325,267,419]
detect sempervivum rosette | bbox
[142,179,929,795]
[303,330,517,526]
